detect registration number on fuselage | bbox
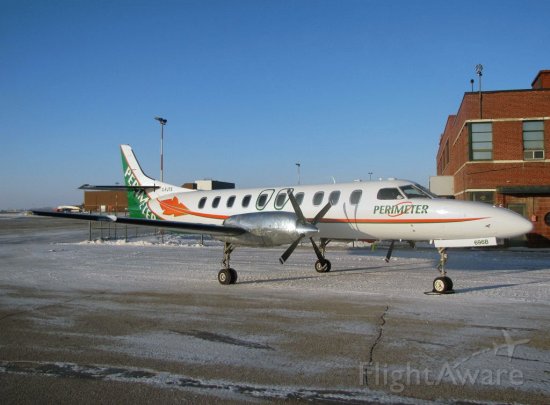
[433,237,498,248]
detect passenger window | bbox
[295,192,305,206]
[257,194,268,208]
[275,192,287,209]
[212,196,221,208]
[329,191,341,205]
[198,197,207,209]
[256,189,274,210]
[242,195,252,208]
[350,190,362,205]
[313,192,324,206]
[377,188,403,200]
[227,195,236,208]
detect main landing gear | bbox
[432,247,454,293]
[216,239,334,285]
[312,238,331,273]
[218,242,238,285]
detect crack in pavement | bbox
[364,305,389,386]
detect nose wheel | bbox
[432,248,454,293]
[433,276,453,293]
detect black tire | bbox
[229,268,238,284]
[442,276,453,291]
[315,259,331,273]
[433,276,453,293]
[218,268,233,285]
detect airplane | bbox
[33,144,533,293]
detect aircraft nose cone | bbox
[498,209,533,238]
[514,214,534,235]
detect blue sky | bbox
[1,0,549,209]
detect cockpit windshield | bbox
[399,184,435,199]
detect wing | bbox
[32,211,246,237]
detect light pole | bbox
[368,172,373,181]
[296,163,301,185]
[154,117,167,182]
[475,64,483,119]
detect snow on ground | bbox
[1,214,549,403]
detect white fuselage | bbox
[141,179,532,245]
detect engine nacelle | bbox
[223,212,318,247]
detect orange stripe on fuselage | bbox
[318,217,487,224]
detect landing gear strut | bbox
[312,238,331,273]
[218,242,238,285]
[432,247,453,293]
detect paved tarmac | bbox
[1,215,549,404]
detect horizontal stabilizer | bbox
[79,184,160,191]
[32,211,245,237]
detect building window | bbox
[523,121,545,160]
[468,191,494,205]
[470,122,493,161]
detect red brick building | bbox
[436,70,550,246]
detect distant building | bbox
[192,180,235,191]
[436,70,550,246]
[84,191,128,213]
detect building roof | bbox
[531,70,550,89]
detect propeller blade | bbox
[287,190,307,224]
[310,237,325,262]
[384,241,395,263]
[279,235,304,264]
[311,201,332,225]
[283,191,331,266]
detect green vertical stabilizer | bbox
[121,149,158,219]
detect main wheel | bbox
[442,276,453,291]
[315,259,331,273]
[229,268,238,284]
[218,268,233,285]
[433,276,453,293]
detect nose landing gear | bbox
[432,247,453,293]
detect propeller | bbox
[279,190,332,264]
